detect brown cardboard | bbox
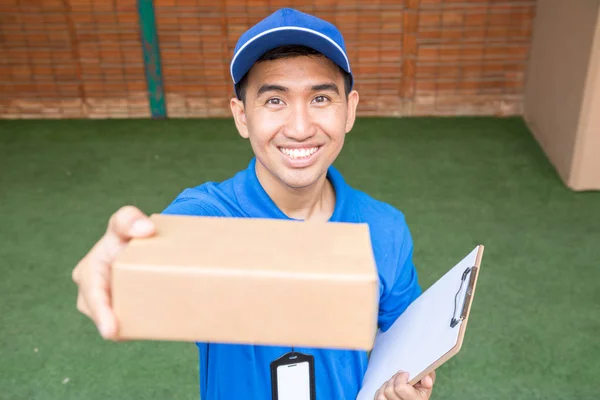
[524,0,600,190]
[571,8,600,190]
[112,214,380,350]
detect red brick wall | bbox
[1,0,149,118]
[413,0,534,116]
[0,0,536,119]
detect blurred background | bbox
[1,1,599,399]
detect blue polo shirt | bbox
[162,157,421,400]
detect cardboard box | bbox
[524,0,600,190]
[112,214,380,350]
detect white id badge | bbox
[270,352,316,400]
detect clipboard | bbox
[356,245,484,399]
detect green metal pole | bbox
[137,0,166,118]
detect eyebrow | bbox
[257,84,288,96]
[309,83,339,95]
[256,82,341,97]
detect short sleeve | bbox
[377,219,422,332]
[161,188,227,217]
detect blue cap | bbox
[230,8,353,97]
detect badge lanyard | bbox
[270,346,316,400]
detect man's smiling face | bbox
[231,54,359,190]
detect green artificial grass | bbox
[0,117,599,400]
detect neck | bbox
[255,161,335,221]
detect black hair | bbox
[235,45,353,102]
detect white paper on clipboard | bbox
[357,246,483,400]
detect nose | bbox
[284,103,316,141]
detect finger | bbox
[107,206,154,241]
[394,372,409,385]
[76,293,90,317]
[392,372,417,399]
[79,253,118,340]
[72,261,81,284]
[383,378,401,400]
[374,388,386,400]
[89,285,118,339]
[76,265,118,340]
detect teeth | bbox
[280,147,319,159]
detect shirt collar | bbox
[233,157,350,221]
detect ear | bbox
[230,97,249,139]
[344,90,360,133]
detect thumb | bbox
[129,218,155,237]
[414,373,435,398]
[420,375,433,389]
[107,206,155,242]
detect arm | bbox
[371,216,436,399]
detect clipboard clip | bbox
[450,266,477,328]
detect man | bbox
[72,8,435,400]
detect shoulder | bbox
[162,178,236,217]
[347,187,414,272]
[350,188,409,235]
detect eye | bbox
[313,95,330,104]
[266,98,284,106]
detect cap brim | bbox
[230,27,352,87]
